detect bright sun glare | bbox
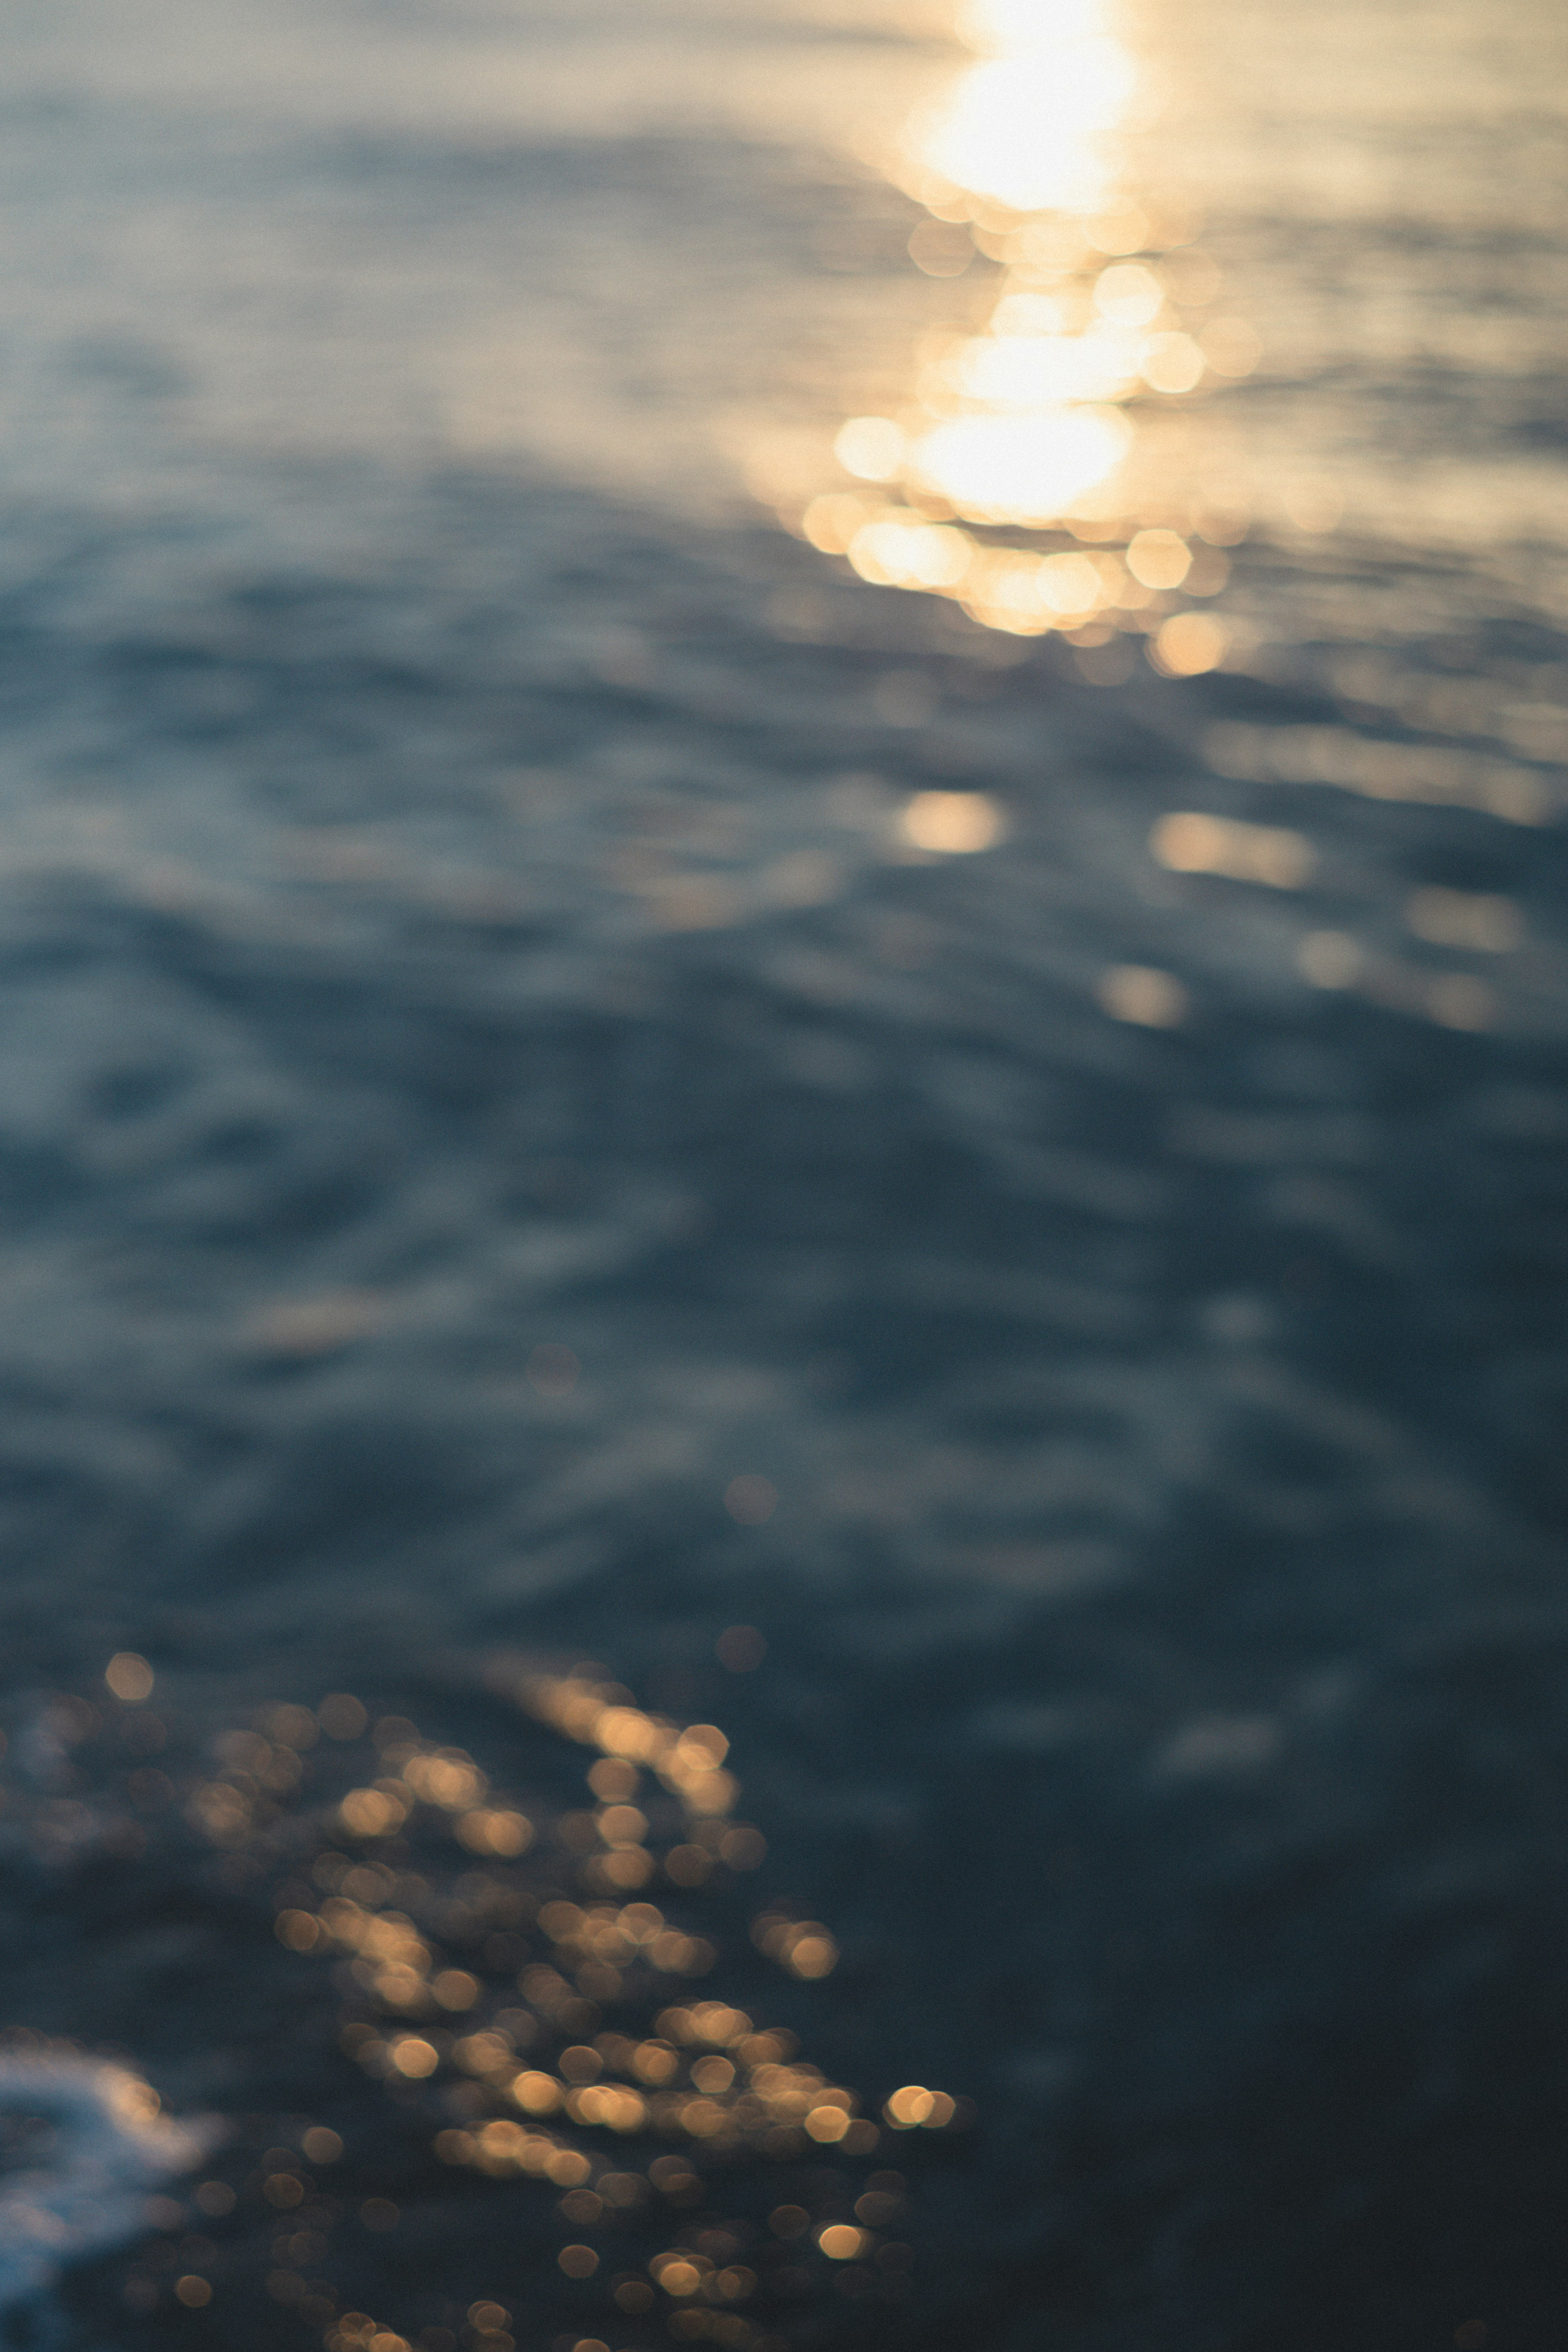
[919,0,1136,216]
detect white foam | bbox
[0,2051,222,2309]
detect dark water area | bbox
[0,0,1566,2347]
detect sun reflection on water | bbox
[770,0,1267,666]
[920,0,1136,216]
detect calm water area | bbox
[0,0,1566,2345]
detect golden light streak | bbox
[763,0,1274,662]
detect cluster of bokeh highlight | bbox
[0,1657,965,2352]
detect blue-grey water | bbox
[0,0,1566,2345]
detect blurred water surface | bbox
[1,0,1567,2344]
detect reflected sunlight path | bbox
[766,0,1267,672]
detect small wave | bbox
[0,2047,220,2311]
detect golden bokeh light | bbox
[455,1806,534,1856]
[432,1969,481,2011]
[388,2037,439,2079]
[849,515,972,590]
[1125,529,1191,590]
[512,2071,563,2115]
[1151,813,1315,889]
[900,790,1006,852]
[1096,964,1189,1027]
[106,1653,155,1703]
[1140,330,1205,393]
[1094,262,1163,326]
[835,417,907,481]
[1152,611,1228,675]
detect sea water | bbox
[0,0,1565,2344]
